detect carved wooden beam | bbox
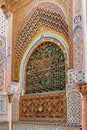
[78,83,87,97]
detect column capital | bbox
[78,83,87,97]
[7,93,14,103]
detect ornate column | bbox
[79,83,87,130]
[7,93,13,130]
[1,2,13,91]
[73,0,85,83]
[82,0,87,81]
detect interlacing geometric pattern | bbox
[26,42,66,94]
[67,91,81,123]
[19,94,67,122]
[15,7,68,62]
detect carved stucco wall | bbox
[12,0,73,82]
[13,0,72,45]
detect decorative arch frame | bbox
[13,1,69,82]
[15,5,68,62]
[19,33,69,94]
[19,1,67,33]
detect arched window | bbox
[26,41,66,94]
[20,41,67,122]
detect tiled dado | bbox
[0,123,9,130]
[12,124,81,130]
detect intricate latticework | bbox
[15,7,68,62]
[26,42,66,94]
[67,91,81,123]
[19,94,67,122]
[13,6,69,82]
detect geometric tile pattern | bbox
[0,126,8,130]
[0,98,7,114]
[67,91,81,123]
[42,128,80,130]
[13,125,81,130]
[13,126,38,130]
[0,95,8,121]
[73,0,85,83]
[12,96,19,121]
[42,128,56,130]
